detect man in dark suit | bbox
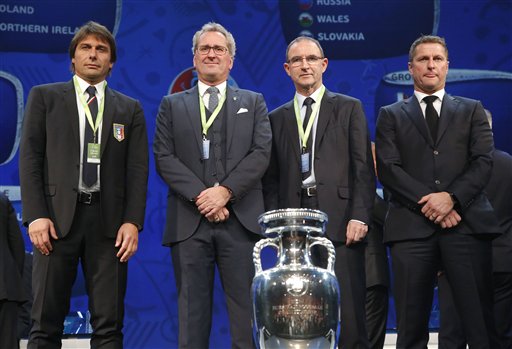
[19,21,149,349]
[153,22,271,349]
[0,193,25,348]
[375,35,500,348]
[263,36,375,349]
[18,251,33,341]
[365,143,390,349]
[487,148,512,348]
[438,112,512,349]
[365,193,389,349]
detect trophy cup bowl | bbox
[252,209,340,349]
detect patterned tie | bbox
[423,95,439,141]
[82,86,98,187]
[206,86,219,112]
[302,97,315,179]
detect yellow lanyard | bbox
[73,76,106,142]
[199,90,226,138]
[293,85,325,151]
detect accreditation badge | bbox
[113,123,125,142]
[202,138,210,160]
[301,152,310,173]
[87,143,101,164]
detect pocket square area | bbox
[236,107,248,114]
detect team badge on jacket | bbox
[113,123,125,142]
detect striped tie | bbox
[82,86,98,187]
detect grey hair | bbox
[285,36,324,62]
[191,22,236,58]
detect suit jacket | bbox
[366,193,389,288]
[375,94,500,243]
[0,193,25,303]
[19,80,149,238]
[153,85,272,245]
[487,150,512,272]
[263,89,375,242]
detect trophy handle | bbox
[253,237,280,274]
[309,236,336,275]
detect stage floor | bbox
[21,333,441,348]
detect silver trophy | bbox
[252,209,340,349]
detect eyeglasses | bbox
[197,45,229,56]
[287,55,324,67]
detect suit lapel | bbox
[225,86,241,153]
[314,90,334,149]
[403,96,433,146]
[63,80,80,151]
[282,101,301,163]
[100,86,115,156]
[183,86,204,155]
[437,94,458,142]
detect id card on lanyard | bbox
[73,76,106,164]
[293,85,325,173]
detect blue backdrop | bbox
[1,0,511,348]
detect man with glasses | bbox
[154,22,271,348]
[263,36,375,349]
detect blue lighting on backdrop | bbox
[1,1,511,348]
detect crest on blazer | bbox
[113,123,125,142]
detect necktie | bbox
[82,86,98,187]
[303,97,315,135]
[423,95,439,141]
[207,86,219,112]
[302,97,315,179]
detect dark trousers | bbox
[28,202,127,349]
[0,300,20,349]
[302,194,370,349]
[171,215,258,349]
[390,231,495,349]
[494,273,512,349]
[439,271,512,349]
[366,285,388,349]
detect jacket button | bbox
[433,150,439,155]
[435,180,441,185]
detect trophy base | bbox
[258,328,336,349]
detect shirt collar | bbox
[74,75,106,99]
[415,89,445,104]
[198,80,227,98]
[295,84,324,107]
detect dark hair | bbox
[69,21,116,73]
[408,35,448,62]
[285,36,324,62]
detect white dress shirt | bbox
[295,85,324,188]
[75,75,105,192]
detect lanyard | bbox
[199,90,227,138]
[73,76,106,142]
[293,85,325,151]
